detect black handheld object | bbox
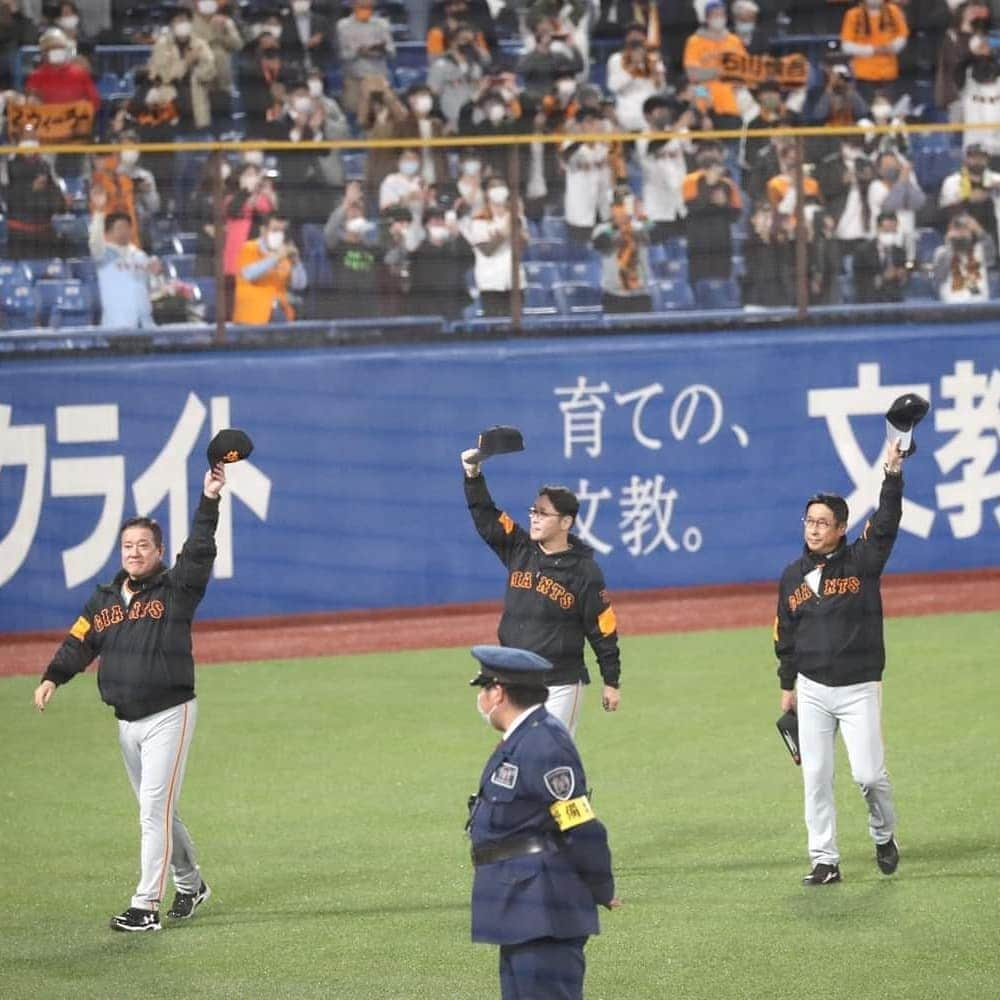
[466,425,524,464]
[885,393,930,458]
[776,710,801,766]
[207,428,254,467]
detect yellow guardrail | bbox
[0,119,996,157]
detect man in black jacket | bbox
[461,449,622,736]
[774,439,905,886]
[33,463,226,932]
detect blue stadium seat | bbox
[50,282,94,326]
[903,270,937,301]
[1,284,39,329]
[651,256,688,280]
[175,233,199,255]
[540,216,567,241]
[0,215,7,248]
[342,151,367,181]
[915,227,944,266]
[52,214,90,247]
[693,278,740,310]
[910,133,962,192]
[191,277,217,323]
[522,283,558,317]
[150,217,182,255]
[97,71,122,99]
[36,279,82,323]
[393,66,426,92]
[68,257,97,287]
[0,260,34,289]
[524,261,560,287]
[164,254,196,279]
[524,239,564,262]
[59,175,89,211]
[554,281,603,316]
[300,223,327,257]
[989,271,1000,300]
[28,258,69,280]
[560,259,602,286]
[653,278,696,311]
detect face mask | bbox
[556,79,576,99]
[427,224,450,242]
[265,230,284,251]
[736,20,754,38]
[120,149,140,166]
[487,104,505,124]
[173,21,193,40]
[262,24,282,37]
[292,96,312,115]
[346,216,368,234]
[307,78,323,97]
[488,185,509,205]
[871,103,892,123]
[878,232,901,248]
[57,15,78,31]
[864,0,882,8]
[145,87,164,105]
[198,1,218,14]
[293,0,310,12]
[220,161,231,180]
[413,94,433,115]
[707,16,726,31]
[476,689,497,726]
[47,48,68,64]
[842,146,861,163]
[399,159,419,176]
[243,151,264,166]
[240,172,259,190]
[461,159,481,176]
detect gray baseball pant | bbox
[117,698,202,910]
[797,674,896,866]
[546,682,584,737]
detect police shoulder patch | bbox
[490,762,519,789]
[543,766,575,801]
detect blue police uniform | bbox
[466,646,616,1000]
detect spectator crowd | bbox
[0,0,999,332]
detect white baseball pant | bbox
[117,698,202,910]
[545,682,583,737]
[797,674,896,866]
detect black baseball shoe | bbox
[802,863,842,886]
[110,906,161,932]
[167,881,212,919]
[876,837,900,875]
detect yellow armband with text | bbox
[549,795,596,831]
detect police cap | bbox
[469,645,552,687]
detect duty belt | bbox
[471,834,556,866]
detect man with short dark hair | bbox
[466,644,621,1000]
[774,438,906,886]
[461,449,622,735]
[853,210,909,303]
[33,463,227,931]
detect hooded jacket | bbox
[42,495,220,721]
[465,473,621,688]
[774,472,902,691]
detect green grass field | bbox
[2,611,998,1000]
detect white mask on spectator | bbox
[293,0,311,12]
[307,78,323,97]
[198,0,218,14]
[550,40,569,56]
[486,104,505,124]
[399,158,420,176]
[878,231,902,248]
[265,229,285,251]
[220,161,232,179]
[293,96,312,114]
[556,79,576,99]
[707,15,726,31]
[57,15,79,32]
[346,216,369,234]
[488,185,509,205]
[413,94,433,115]
[841,144,861,163]
[243,150,265,165]
[427,224,450,242]
[173,21,193,40]
[120,149,140,166]
[262,24,282,37]
[871,102,892,123]
[240,171,259,190]
[461,159,481,176]
[47,47,69,64]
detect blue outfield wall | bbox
[1,321,997,633]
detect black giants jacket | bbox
[42,495,220,721]
[774,472,903,691]
[465,473,621,688]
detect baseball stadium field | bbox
[2,589,998,1000]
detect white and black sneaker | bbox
[876,837,900,875]
[110,906,161,932]
[167,881,211,920]
[802,863,842,886]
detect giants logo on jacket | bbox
[788,576,861,612]
[90,600,165,633]
[510,571,576,609]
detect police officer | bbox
[466,645,622,999]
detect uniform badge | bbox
[543,766,575,800]
[490,762,519,789]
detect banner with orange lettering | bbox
[8,100,95,142]
[718,53,809,88]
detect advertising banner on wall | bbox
[1,321,997,631]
